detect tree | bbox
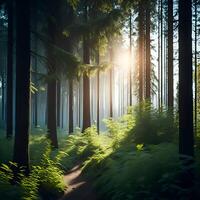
[82,6,91,131]
[178,0,194,157]
[68,79,73,133]
[46,2,59,149]
[138,0,145,102]
[13,0,31,174]
[96,49,100,133]
[194,0,198,134]
[145,0,151,100]
[109,43,113,118]
[6,0,13,138]
[129,11,132,106]
[178,2,194,192]
[167,0,173,110]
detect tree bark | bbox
[194,0,198,136]
[138,0,144,102]
[145,1,151,100]
[129,11,132,106]
[167,0,174,110]
[96,50,100,133]
[6,0,13,138]
[160,0,163,109]
[82,6,91,132]
[178,2,194,194]
[57,80,61,127]
[13,0,30,174]
[109,45,113,118]
[46,7,58,148]
[178,5,194,193]
[68,79,73,133]
[179,0,194,158]
[47,78,58,148]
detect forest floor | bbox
[59,164,98,200]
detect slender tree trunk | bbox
[160,0,163,109]
[2,74,5,121]
[46,15,58,148]
[158,0,161,110]
[194,0,198,136]
[129,11,132,106]
[13,0,30,174]
[109,47,113,118]
[167,0,174,111]
[47,78,58,148]
[138,0,144,102]
[82,6,91,132]
[6,0,13,138]
[96,50,100,133]
[68,79,73,133]
[145,1,151,100]
[57,80,61,127]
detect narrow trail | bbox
[59,165,98,200]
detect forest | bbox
[0,0,200,199]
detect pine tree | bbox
[6,0,13,138]
[13,0,31,174]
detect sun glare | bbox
[115,50,130,70]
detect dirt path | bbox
[59,165,98,200]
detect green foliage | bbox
[34,143,65,199]
[0,162,23,200]
[0,140,65,200]
[57,126,110,169]
[57,106,198,200]
[104,109,135,149]
[0,135,13,163]
[132,102,177,144]
[83,143,182,200]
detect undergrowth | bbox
[0,104,198,200]
[0,140,65,200]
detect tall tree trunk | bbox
[109,45,113,118]
[194,0,198,135]
[145,1,151,100]
[13,0,30,174]
[157,0,161,108]
[6,0,13,138]
[96,50,100,133]
[68,79,73,133]
[82,6,91,132]
[57,80,61,127]
[138,0,144,102]
[2,74,5,121]
[178,0,194,192]
[129,11,132,106]
[160,0,163,109]
[47,17,58,148]
[167,0,174,110]
[179,0,193,158]
[47,78,58,148]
